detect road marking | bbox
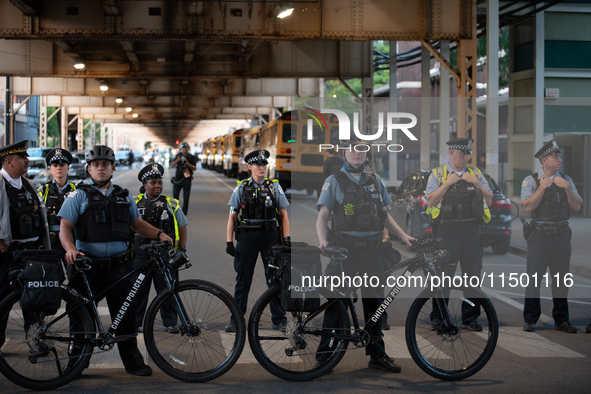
[292,200,318,214]
[382,327,450,359]
[483,286,554,324]
[492,289,591,306]
[476,327,584,358]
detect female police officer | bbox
[133,163,188,333]
[225,149,290,332]
[316,142,413,373]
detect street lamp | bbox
[74,61,85,70]
[99,81,109,91]
[276,3,294,19]
[115,98,123,104]
[125,107,132,112]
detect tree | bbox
[144,141,152,149]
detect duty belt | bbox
[531,221,569,236]
[87,250,130,269]
[440,219,480,229]
[9,240,41,252]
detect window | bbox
[301,125,325,145]
[282,124,296,143]
[235,136,241,148]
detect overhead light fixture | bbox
[115,97,123,104]
[132,113,139,118]
[276,3,294,19]
[125,107,132,112]
[74,61,85,70]
[99,80,109,91]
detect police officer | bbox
[316,143,413,373]
[38,148,77,252]
[58,145,173,377]
[0,140,51,348]
[425,138,493,332]
[133,163,188,332]
[225,149,290,333]
[171,142,197,215]
[521,140,582,333]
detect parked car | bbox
[68,156,87,179]
[26,148,53,158]
[26,157,47,180]
[386,170,511,255]
[114,151,130,167]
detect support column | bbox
[77,116,84,151]
[39,96,47,148]
[420,46,431,170]
[439,41,451,165]
[4,76,13,145]
[361,40,374,140]
[584,134,591,218]
[60,108,68,149]
[388,40,399,186]
[100,126,106,145]
[90,123,96,147]
[533,8,545,171]
[486,0,500,180]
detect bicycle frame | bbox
[41,251,190,347]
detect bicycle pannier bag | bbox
[15,250,65,313]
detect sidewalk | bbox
[509,217,591,279]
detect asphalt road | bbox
[2,165,590,393]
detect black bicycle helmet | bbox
[86,145,115,163]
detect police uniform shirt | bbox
[317,167,392,237]
[228,178,290,222]
[521,169,580,223]
[58,181,140,257]
[138,194,189,229]
[425,162,492,222]
[1,167,44,243]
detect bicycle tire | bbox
[248,284,350,381]
[511,200,519,220]
[405,286,498,381]
[0,287,95,391]
[143,280,245,382]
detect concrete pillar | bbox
[486,0,500,180]
[4,76,12,145]
[388,41,399,186]
[60,108,68,149]
[77,116,84,151]
[420,46,431,170]
[439,41,450,165]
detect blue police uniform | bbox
[316,167,393,360]
[58,181,148,372]
[425,162,492,328]
[228,177,289,326]
[521,169,580,329]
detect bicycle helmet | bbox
[85,145,115,164]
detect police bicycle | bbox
[247,238,499,381]
[0,241,245,390]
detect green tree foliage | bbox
[144,141,152,149]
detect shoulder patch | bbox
[233,185,239,193]
[68,190,78,198]
[322,182,331,191]
[522,180,528,187]
[277,184,284,195]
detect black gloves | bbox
[226,241,236,257]
[283,236,291,247]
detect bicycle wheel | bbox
[511,200,519,220]
[0,287,95,391]
[405,286,498,381]
[143,280,245,382]
[248,284,350,381]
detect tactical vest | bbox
[75,184,131,243]
[531,173,569,222]
[237,177,278,221]
[427,166,491,223]
[135,193,180,248]
[39,181,77,228]
[5,178,43,239]
[332,171,386,232]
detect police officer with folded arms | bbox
[133,163,188,333]
[316,142,413,373]
[225,149,290,332]
[0,140,51,348]
[521,140,582,333]
[58,145,173,377]
[425,138,493,332]
[37,148,78,252]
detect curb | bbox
[510,244,591,280]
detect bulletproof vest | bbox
[75,184,131,243]
[239,178,278,221]
[136,194,175,243]
[42,182,76,226]
[531,173,569,222]
[5,178,43,239]
[332,171,385,232]
[439,179,484,221]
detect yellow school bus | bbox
[214,135,224,173]
[260,110,340,194]
[222,129,242,178]
[237,125,261,180]
[200,138,214,170]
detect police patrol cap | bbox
[0,140,29,158]
[138,163,165,183]
[244,149,270,165]
[535,140,561,160]
[46,148,72,165]
[446,138,474,154]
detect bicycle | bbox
[0,241,246,390]
[247,238,499,381]
[510,200,520,220]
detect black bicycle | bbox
[0,242,245,390]
[247,238,499,381]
